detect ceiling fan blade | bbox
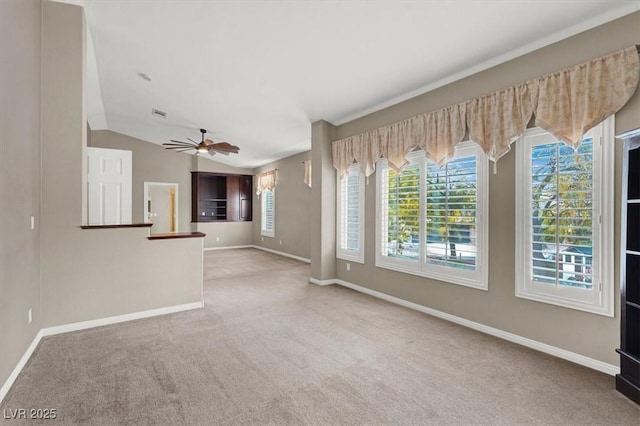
[169,139,193,144]
[203,139,215,146]
[210,142,240,153]
[164,142,196,147]
[187,138,198,144]
[166,140,195,144]
[164,146,193,150]
[207,150,216,156]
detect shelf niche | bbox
[617,128,640,405]
[191,172,253,222]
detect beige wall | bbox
[253,151,312,259]
[90,130,193,232]
[197,222,252,248]
[90,130,254,248]
[40,1,203,328]
[43,228,204,326]
[331,12,640,366]
[0,0,42,388]
[310,121,336,279]
[194,155,253,176]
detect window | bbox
[261,190,275,237]
[425,154,479,272]
[336,165,365,263]
[376,142,488,289]
[515,117,614,316]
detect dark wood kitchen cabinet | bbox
[617,128,640,405]
[191,172,253,222]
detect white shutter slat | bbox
[338,166,363,255]
[530,140,594,289]
[425,155,478,271]
[383,164,421,260]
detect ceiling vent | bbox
[151,108,167,119]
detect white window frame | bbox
[261,189,275,238]
[515,117,614,316]
[375,141,489,290]
[336,164,365,263]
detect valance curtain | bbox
[466,83,533,165]
[256,169,277,198]
[332,46,640,178]
[303,160,312,188]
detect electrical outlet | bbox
[279,240,282,245]
[28,308,32,324]
[216,236,220,242]
[261,237,264,242]
[30,216,35,230]
[347,263,350,271]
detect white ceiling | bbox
[73,0,638,168]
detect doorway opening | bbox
[144,182,179,233]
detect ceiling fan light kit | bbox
[162,129,240,156]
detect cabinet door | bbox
[191,173,199,222]
[226,175,240,221]
[239,175,252,221]
[191,172,252,222]
[192,172,229,221]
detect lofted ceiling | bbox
[72,0,638,168]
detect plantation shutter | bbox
[339,167,361,252]
[425,155,478,271]
[381,163,420,260]
[262,190,274,234]
[529,139,594,289]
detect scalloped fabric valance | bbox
[332,46,640,178]
[256,169,277,198]
[303,160,312,188]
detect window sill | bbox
[375,260,487,291]
[261,231,275,238]
[515,288,613,317]
[337,253,364,264]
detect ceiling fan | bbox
[162,129,240,156]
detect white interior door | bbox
[87,147,132,225]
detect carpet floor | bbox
[1,248,639,425]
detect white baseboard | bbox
[203,245,253,251]
[0,302,204,404]
[250,245,311,263]
[309,277,336,286]
[0,330,43,404]
[41,301,203,337]
[203,244,312,264]
[332,278,619,376]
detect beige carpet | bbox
[1,248,638,425]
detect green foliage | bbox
[385,158,477,260]
[530,141,594,287]
[387,165,419,255]
[531,143,593,247]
